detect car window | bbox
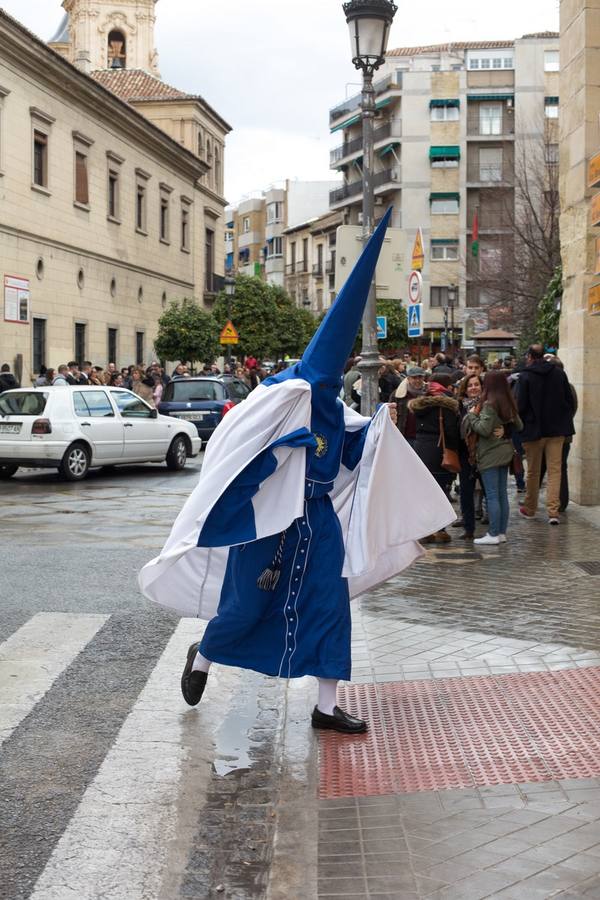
[166,380,224,402]
[111,390,152,418]
[228,380,250,400]
[0,392,47,416]
[73,391,114,418]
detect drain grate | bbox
[574,561,600,575]
[319,667,600,798]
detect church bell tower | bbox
[51,0,160,75]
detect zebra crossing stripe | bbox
[29,618,206,900]
[0,612,109,747]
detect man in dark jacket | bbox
[515,344,576,524]
[0,363,18,392]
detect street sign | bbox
[407,303,423,338]
[220,320,239,345]
[408,270,423,304]
[411,228,425,271]
[376,315,387,340]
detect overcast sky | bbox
[3,1,559,203]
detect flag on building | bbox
[472,210,479,258]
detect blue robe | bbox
[198,400,368,680]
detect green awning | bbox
[378,142,400,156]
[330,113,360,133]
[430,98,460,108]
[467,93,514,102]
[431,238,459,245]
[545,96,559,104]
[430,192,460,201]
[430,146,461,160]
[376,97,393,109]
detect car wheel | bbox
[166,435,188,471]
[59,442,91,481]
[0,464,18,479]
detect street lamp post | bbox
[223,275,235,372]
[447,282,457,359]
[343,0,397,416]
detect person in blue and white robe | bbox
[139,210,455,734]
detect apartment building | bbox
[284,210,343,313]
[226,180,339,288]
[328,32,559,346]
[0,2,231,381]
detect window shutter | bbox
[75,152,89,204]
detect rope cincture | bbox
[257,529,287,591]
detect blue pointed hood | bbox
[297,207,392,386]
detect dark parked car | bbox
[158,376,251,443]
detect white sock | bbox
[191,651,211,674]
[317,678,338,716]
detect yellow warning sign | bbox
[411,228,425,271]
[220,320,239,344]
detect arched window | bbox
[215,145,222,193]
[108,30,126,69]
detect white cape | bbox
[138,378,455,619]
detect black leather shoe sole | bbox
[181,642,208,706]
[311,705,367,734]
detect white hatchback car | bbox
[0,385,201,481]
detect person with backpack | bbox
[464,372,523,546]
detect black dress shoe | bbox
[311,705,367,734]
[459,531,474,540]
[451,519,464,528]
[181,642,208,707]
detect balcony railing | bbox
[467,114,515,137]
[329,180,363,205]
[467,163,514,185]
[373,167,401,190]
[467,209,513,229]
[285,263,296,274]
[205,273,225,294]
[329,121,402,167]
[312,263,323,278]
[325,259,335,274]
[329,72,402,125]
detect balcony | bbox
[205,273,225,295]
[467,208,513,230]
[467,113,515,139]
[326,258,335,274]
[373,167,401,191]
[329,121,403,168]
[466,163,514,186]
[285,262,296,274]
[329,72,402,127]
[330,179,363,207]
[312,263,323,278]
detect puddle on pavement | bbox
[212,679,262,777]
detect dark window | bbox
[181,206,190,250]
[33,131,47,187]
[430,286,459,308]
[111,390,152,417]
[165,380,224,402]
[108,29,126,68]
[107,328,118,365]
[136,185,146,231]
[108,170,119,218]
[75,151,89,204]
[205,228,215,290]
[0,392,47,416]
[32,318,46,373]
[160,195,169,241]
[74,323,86,363]
[227,380,250,401]
[302,238,308,272]
[136,331,144,366]
[73,391,114,418]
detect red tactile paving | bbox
[319,667,600,798]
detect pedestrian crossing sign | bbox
[407,303,423,338]
[220,320,239,345]
[376,315,387,340]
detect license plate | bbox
[0,422,21,434]
[177,413,205,421]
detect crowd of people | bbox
[343,346,576,546]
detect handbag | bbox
[438,408,461,474]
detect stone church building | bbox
[0,0,230,381]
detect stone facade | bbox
[284,210,343,313]
[0,9,221,380]
[559,0,600,505]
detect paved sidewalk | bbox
[275,494,600,900]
